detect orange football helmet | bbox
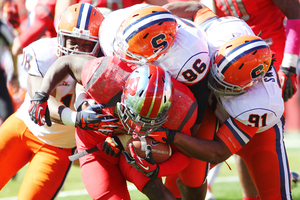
[113,5,178,65]
[117,64,173,136]
[57,3,104,56]
[208,35,272,95]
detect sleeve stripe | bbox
[224,117,251,147]
[199,16,219,32]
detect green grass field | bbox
[1,133,300,200]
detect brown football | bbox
[125,136,172,163]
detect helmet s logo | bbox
[151,34,168,53]
[251,64,265,79]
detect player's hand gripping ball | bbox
[125,136,172,163]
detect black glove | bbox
[102,136,124,157]
[147,126,177,143]
[75,104,119,135]
[28,90,51,126]
[278,66,298,102]
[122,144,159,179]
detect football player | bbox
[205,0,300,198]
[0,3,105,199]
[54,0,169,29]
[164,2,294,199]
[96,4,212,199]
[99,4,211,130]
[28,54,198,200]
[211,0,300,102]
[150,5,292,199]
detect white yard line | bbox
[1,134,298,199]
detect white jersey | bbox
[203,17,284,132]
[15,38,76,148]
[200,16,255,58]
[99,4,210,85]
[209,67,284,133]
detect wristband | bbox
[61,107,76,126]
[35,90,49,98]
[74,91,88,110]
[281,53,299,68]
[74,91,96,110]
[284,19,300,56]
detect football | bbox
[125,136,172,163]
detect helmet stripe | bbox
[140,66,156,117]
[218,39,269,74]
[149,67,164,118]
[123,12,176,42]
[139,66,163,118]
[77,3,93,30]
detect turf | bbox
[1,133,300,200]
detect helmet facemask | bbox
[209,35,272,96]
[57,29,100,57]
[56,3,104,57]
[208,63,247,95]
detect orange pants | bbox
[165,107,292,200]
[0,114,75,200]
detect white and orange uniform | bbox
[99,3,211,124]
[214,0,286,70]
[193,8,292,199]
[207,67,291,199]
[0,38,76,199]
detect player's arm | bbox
[29,54,119,131]
[123,143,190,179]
[172,132,231,165]
[145,0,169,6]
[273,0,300,101]
[156,149,190,177]
[28,54,93,125]
[164,1,218,28]
[163,1,206,19]
[39,54,94,95]
[171,117,258,164]
[27,74,65,124]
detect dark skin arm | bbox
[39,54,94,95]
[163,1,206,19]
[30,54,94,122]
[172,132,232,165]
[35,54,94,120]
[272,0,300,19]
[27,75,65,123]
